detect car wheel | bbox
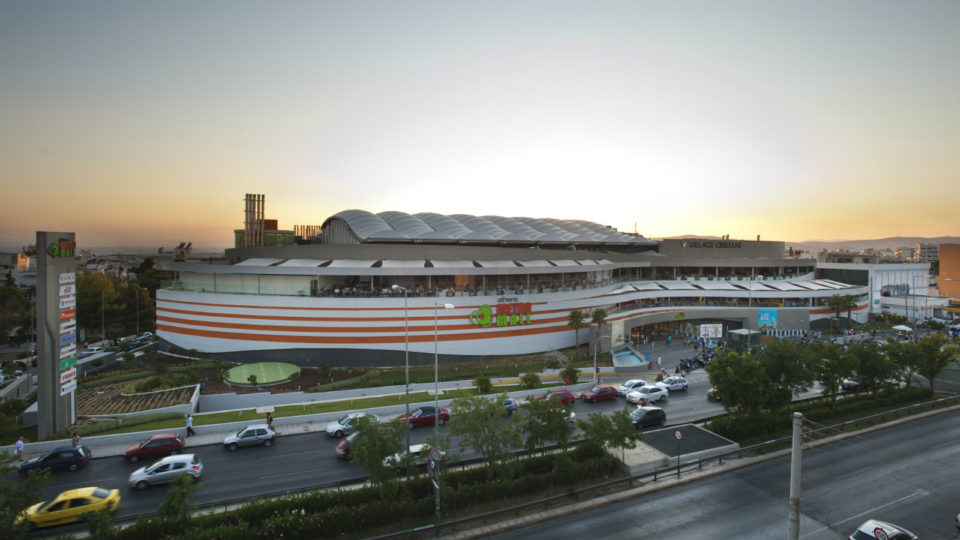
[659,417,666,426]
[136,481,149,491]
[659,395,666,402]
[438,418,445,426]
[229,443,238,452]
[409,422,416,430]
[170,449,179,455]
[335,430,343,438]
[264,439,273,447]
[69,463,78,472]
[128,455,139,463]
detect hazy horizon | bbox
[3,1,959,247]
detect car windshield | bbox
[92,488,110,499]
[590,386,602,393]
[337,415,351,424]
[36,498,56,512]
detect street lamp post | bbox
[433,301,454,535]
[392,284,411,452]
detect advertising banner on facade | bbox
[699,323,723,339]
[758,309,779,329]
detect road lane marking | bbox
[801,488,928,538]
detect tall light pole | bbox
[434,301,454,535]
[392,284,410,452]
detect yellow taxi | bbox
[16,487,120,529]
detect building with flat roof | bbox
[156,210,867,365]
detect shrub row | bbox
[109,444,620,539]
[78,369,145,385]
[60,412,187,438]
[79,371,152,388]
[706,386,935,441]
[308,369,382,392]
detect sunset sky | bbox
[2,1,958,250]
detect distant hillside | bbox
[785,236,960,253]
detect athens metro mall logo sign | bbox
[47,238,76,258]
[469,301,533,328]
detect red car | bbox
[336,431,358,460]
[537,389,577,405]
[580,385,618,403]
[123,433,185,463]
[397,406,450,428]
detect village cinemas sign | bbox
[680,240,743,249]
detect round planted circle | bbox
[224,362,300,386]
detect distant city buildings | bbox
[914,242,940,264]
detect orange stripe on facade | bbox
[157,321,570,344]
[156,309,571,328]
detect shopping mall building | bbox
[156,210,869,365]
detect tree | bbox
[883,340,920,388]
[154,473,200,534]
[449,394,522,479]
[0,282,29,347]
[567,309,585,358]
[0,452,50,540]
[915,333,960,391]
[755,339,816,409]
[560,365,579,385]
[473,374,492,394]
[520,397,575,453]
[705,350,769,414]
[350,415,405,497]
[576,408,642,463]
[520,372,540,389]
[590,308,608,380]
[810,342,857,400]
[849,344,897,395]
[826,294,858,331]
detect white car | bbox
[848,519,917,539]
[656,376,688,392]
[616,379,648,396]
[626,385,668,404]
[383,443,445,468]
[325,412,379,438]
[128,454,202,490]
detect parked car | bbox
[128,454,203,490]
[16,487,120,530]
[580,385,619,403]
[336,431,358,460]
[223,424,276,451]
[325,412,378,438]
[123,433,185,463]
[848,519,917,540]
[488,395,520,415]
[630,406,666,430]
[383,443,445,469]
[18,446,91,474]
[616,379,648,396]
[656,376,688,392]
[626,385,668,405]
[536,389,577,405]
[397,406,450,429]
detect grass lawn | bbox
[225,362,300,385]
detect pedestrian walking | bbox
[266,412,274,430]
[15,436,24,460]
[72,432,81,448]
[186,414,196,436]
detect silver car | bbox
[616,379,648,396]
[128,454,203,490]
[223,424,276,451]
[325,412,378,438]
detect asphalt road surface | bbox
[491,409,960,539]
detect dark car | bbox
[123,433,185,463]
[397,406,450,429]
[536,389,577,405]
[630,406,666,430]
[18,446,92,474]
[580,385,618,403]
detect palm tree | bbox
[567,310,585,358]
[826,294,858,331]
[590,308,608,380]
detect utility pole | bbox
[787,412,803,540]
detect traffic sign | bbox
[674,430,683,440]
